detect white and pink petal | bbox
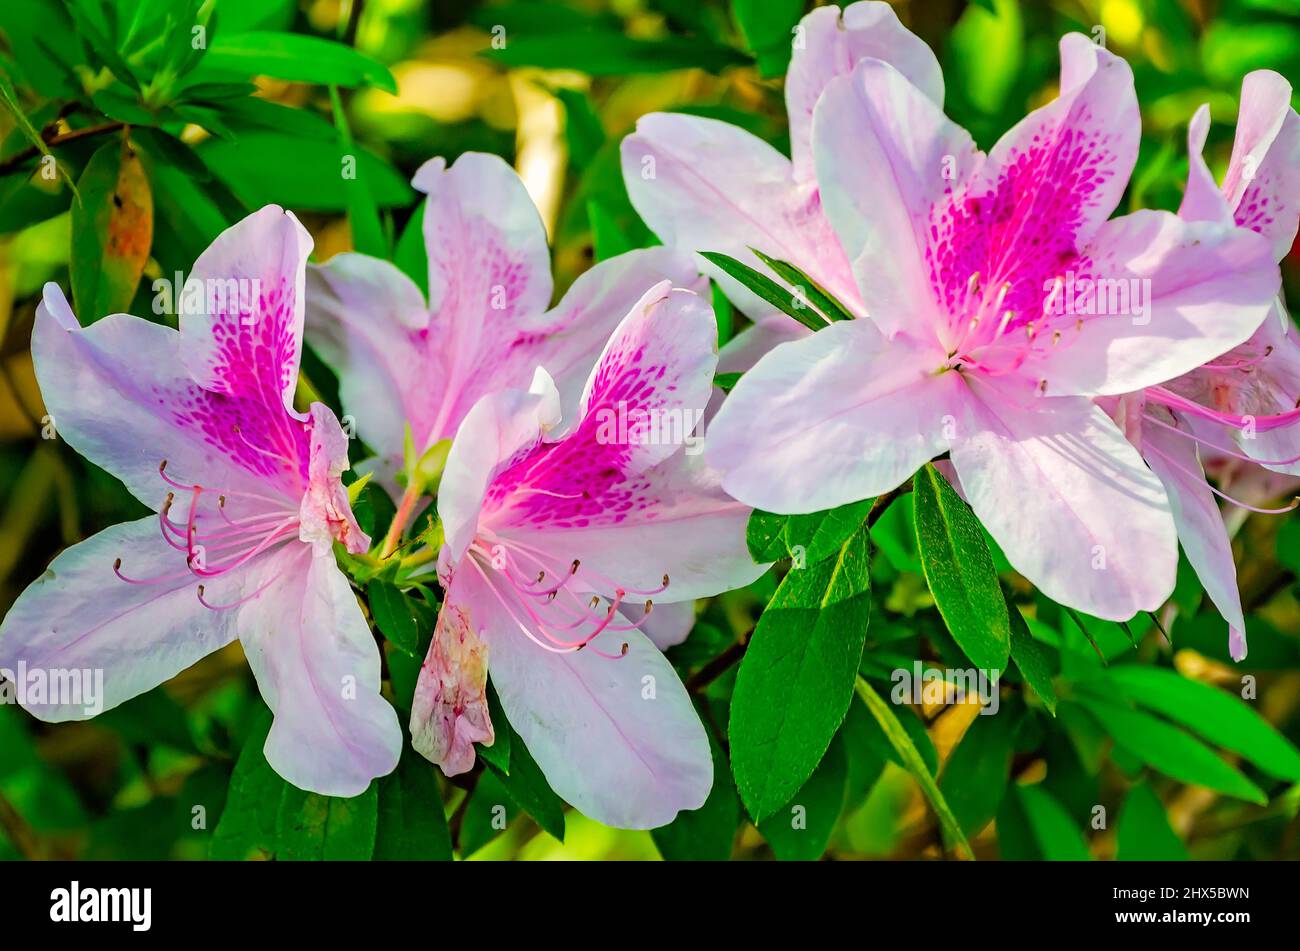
[452,561,712,829]
[1140,418,1248,660]
[621,112,858,321]
[707,319,959,513]
[949,381,1177,620]
[785,1,943,182]
[0,517,241,721]
[32,283,293,512]
[238,546,402,797]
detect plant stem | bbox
[379,483,423,560]
[0,120,126,175]
[687,631,752,693]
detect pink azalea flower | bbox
[304,152,700,517]
[699,35,1281,621]
[623,1,940,371]
[0,208,401,797]
[412,283,764,828]
[1116,71,1300,660]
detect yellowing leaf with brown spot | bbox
[71,137,153,323]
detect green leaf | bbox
[745,498,875,566]
[210,710,286,859]
[1277,516,1300,576]
[750,247,854,322]
[757,735,847,861]
[700,250,828,332]
[712,280,734,345]
[59,0,143,92]
[0,73,74,197]
[218,0,297,33]
[474,680,511,775]
[1100,666,1300,781]
[210,94,340,140]
[1117,781,1187,860]
[555,87,605,170]
[70,138,153,322]
[855,677,973,859]
[485,733,566,842]
[939,707,1017,838]
[367,579,420,657]
[393,198,429,295]
[913,464,1010,672]
[330,85,386,258]
[587,198,635,261]
[484,32,749,76]
[948,0,1024,115]
[276,784,379,861]
[97,686,198,753]
[193,31,397,91]
[732,0,804,78]
[730,522,871,822]
[1074,694,1267,804]
[652,718,740,860]
[868,492,921,573]
[200,130,413,212]
[838,695,887,801]
[1006,592,1057,715]
[1202,21,1300,86]
[374,754,453,861]
[459,769,517,856]
[713,371,743,393]
[1012,784,1091,861]
[851,690,938,777]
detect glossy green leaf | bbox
[276,784,379,861]
[485,734,566,842]
[713,371,743,393]
[374,754,453,861]
[700,251,828,332]
[757,735,847,861]
[210,711,286,859]
[913,465,1010,672]
[745,498,874,566]
[459,770,518,856]
[750,247,854,322]
[1006,591,1057,715]
[730,522,871,822]
[652,719,740,861]
[330,85,386,258]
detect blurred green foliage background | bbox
[1,0,1299,861]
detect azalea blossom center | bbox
[111,460,302,610]
[465,529,669,659]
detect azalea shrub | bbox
[0,0,1299,863]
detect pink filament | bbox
[1143,442,1299,515]
[1142,413,1300,467]
[112,459,300,611]
[1146,387,1300,434]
